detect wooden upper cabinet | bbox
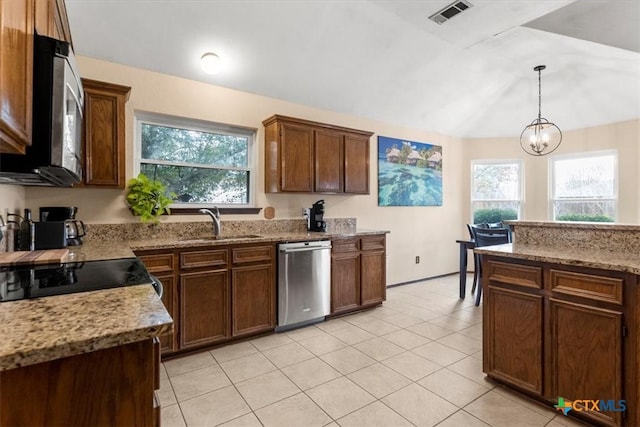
[34,0,54,38]
[344,134,369,194]
[35,0,72,43]
[81,79,130,188]
[0,0,34,154]
[263,115,373,194]
[279,122,314,192]
[315,129,343,193]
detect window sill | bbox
[168,207,262,215]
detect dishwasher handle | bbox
[279,246,332,254]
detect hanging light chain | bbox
[537,67,542,122]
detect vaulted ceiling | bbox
[65,0,640,138]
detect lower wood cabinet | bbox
[137,243,276,355]
[331,235,386,315]
[156,274,177,352]
[484,285,543,394]
[331,248,361,314]
[135,251,177,353]
[482,256,636,427]
[0,339,158,426]
[360,241,386,306]
[180,269,230,349]
[137,235,386,356]
[232,263,275,337]
[548,298,623,426]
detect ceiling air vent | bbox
[429,0,473,25]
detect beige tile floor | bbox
[159,274,586,427]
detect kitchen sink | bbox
[179,234,263,242]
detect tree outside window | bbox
[471,160,522,224]
[136,113,255,207]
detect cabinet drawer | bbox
[549,270,623,305]
[232,245,274,264]
[486,261,542,290]
[180,249,228,270]
[332,238,359,253]
[137,253,174,273]
[361,236,385,251]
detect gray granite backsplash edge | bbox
[86,218,357,242]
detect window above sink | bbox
[134,111,257,210]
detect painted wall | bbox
[24,57,466,285]
[461,119,640,224]
[14,57,638,284]
[0,185,26,219]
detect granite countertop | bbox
[64,229,389,259]
[0,284,172,371]
[1,228,387,371]
[474,243,640,275]
[505,220,640,231]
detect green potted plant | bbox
[125,173,176,223]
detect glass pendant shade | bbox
[520,118,562,156]
[519,65,562,156]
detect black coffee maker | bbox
[39,206,86,246]
[307,200,327,232]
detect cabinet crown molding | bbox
[262,114,373,137]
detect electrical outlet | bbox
[415,256,420,264]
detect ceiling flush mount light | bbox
[520,65,562,156]
[200,52,221,75]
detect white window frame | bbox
[470,159,524,223]
[134,111,257,208]
[548,150,618,221]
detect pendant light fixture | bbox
[520,65,562,156]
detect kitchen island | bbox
[0,281,172,425]
[476,221,640,427]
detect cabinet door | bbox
[136,251,177,354]
[280,123,314,191]
[548,298,623,426]
[315,129,343,193]
[331,251,360,314]
[231,263,275,336]
[344,134,369,194]
[484,286,543,395]
[82,79,130,187]
[155,274,177,353]
[34,0,54,37]
[0,340,155,426]
[0,0,33,154]
[360,249,385,306]
[179,270,230,348]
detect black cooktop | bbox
[0,258,153,302]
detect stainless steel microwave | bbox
[0,35,84,187]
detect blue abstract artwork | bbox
[377,136,443,207]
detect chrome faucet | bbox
[199,207,222,237]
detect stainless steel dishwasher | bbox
[276,240,331,331]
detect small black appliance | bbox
[308,200,327,232]
[39,206,86,246]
